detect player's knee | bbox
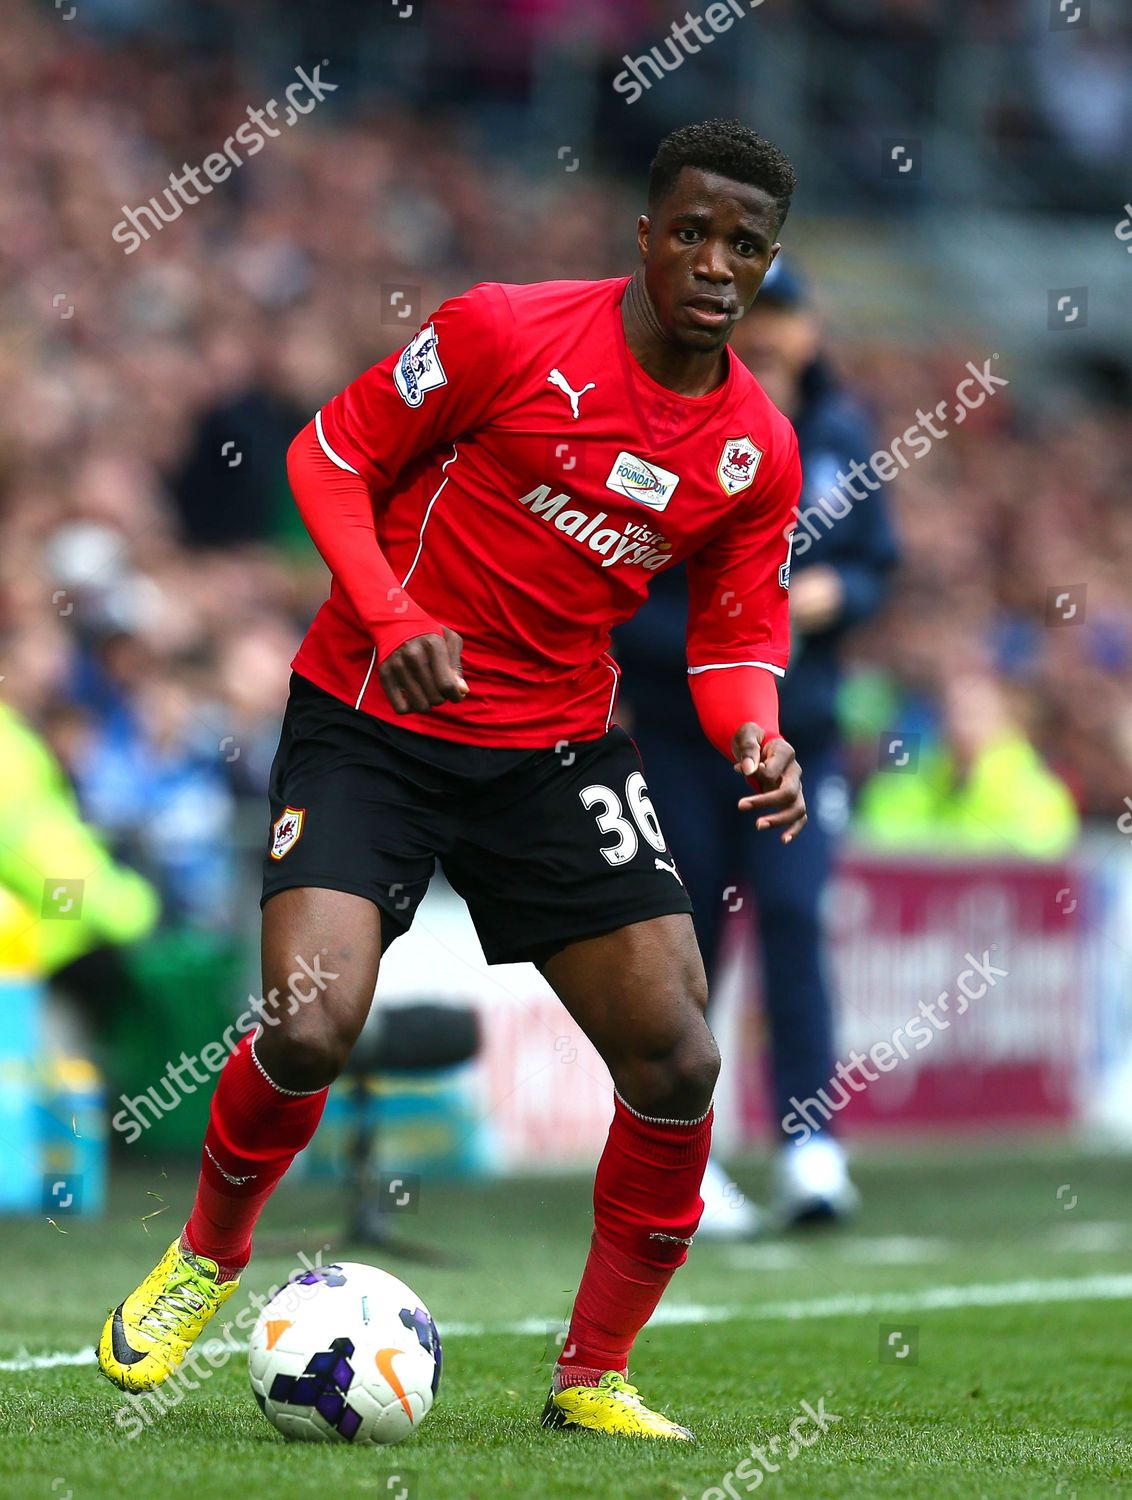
[617,1001,720,1119]
[665,1016,721,1112]
[255,1008,357,1091]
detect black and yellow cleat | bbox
[540,1370,694,1440]
[98,1237,240,1393]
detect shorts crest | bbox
[270,806,306,860]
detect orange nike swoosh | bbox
[375,1346,414,1422]
[264,1319,292,1350]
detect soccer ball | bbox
[247,1261,441,1444]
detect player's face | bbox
[638,168,781,352]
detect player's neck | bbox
[620,271,728,398]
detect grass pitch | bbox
[1,1142,1130,1499]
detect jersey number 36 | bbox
[580,772,666,865]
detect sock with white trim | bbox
[183,1032,327,1270]
[556,1093,712,1383]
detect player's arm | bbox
[286,284,514,712]
[287,426,465,710]
[684,430,807,843]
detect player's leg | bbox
[185,887,383,1265]
[98,888,383,1392]
[538,912,715,1438]
[745,745,858,1223]
[98,671,441,1393]
[623,721,760,1237]
[445,724,708,1437]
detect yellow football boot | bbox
[98,1237,240,1392]
[541,1370,694,1440]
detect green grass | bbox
[2,1142,1131,1498]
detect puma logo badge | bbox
[547,367,595,420]
[654,856,683,884]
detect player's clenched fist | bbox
[731,723,807,844]
[379,626,470,714]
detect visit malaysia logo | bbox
[515,484,672,571]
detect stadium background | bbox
[2,0,1132,1243]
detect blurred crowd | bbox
[837,345,1132,821]
[1,0,1130,930]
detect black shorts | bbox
[260,672,694,967]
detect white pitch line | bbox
[357,1272,1132,1335]
[721,1243,805,1271]
[725,1235,950,1272]
[705,1273,1132,1323]
[1046,1221,1129,1253]
[3,1274,1131,1374]
[835,1235,951,1266]
[0,1345,98,1371]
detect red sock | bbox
[556,1093,712,1387]
[183,1032,327,1272]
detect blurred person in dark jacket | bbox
[614,259,899,1233]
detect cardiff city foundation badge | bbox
[716,434,764,496]
[270,806,305,860]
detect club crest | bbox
[717,434,764,496]
[270,806,306,860]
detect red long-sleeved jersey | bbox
[291,275,800,750]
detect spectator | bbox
[856,669,1080,858]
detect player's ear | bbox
[636,213,650,261]
[751,243,783,304]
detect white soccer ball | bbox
[247,1261,441,1444]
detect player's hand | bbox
[379,627,469,714]
[731,724,807,844]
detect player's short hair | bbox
[647,119,797,229]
